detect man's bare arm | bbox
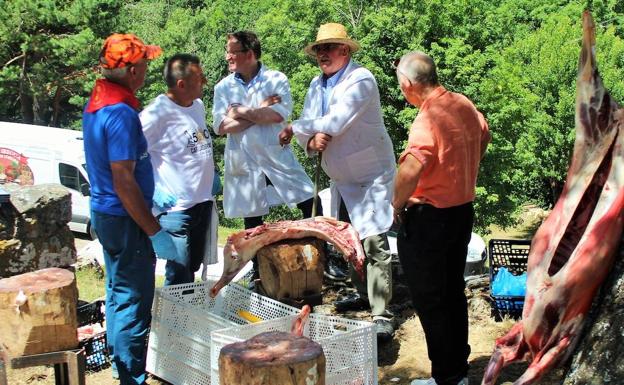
[392,154,424,222]
[111,160,161,236]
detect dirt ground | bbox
[4,274,565,385]
[6,208,566,384]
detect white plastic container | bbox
[210,313,378,385]
[146,280,300,385]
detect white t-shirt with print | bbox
[140,94,214,213]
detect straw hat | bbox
[304,23,360,57]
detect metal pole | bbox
[311,153,322,217]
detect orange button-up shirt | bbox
[399,86,490,208]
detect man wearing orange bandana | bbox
[82,33,177,385]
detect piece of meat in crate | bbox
[488,239,530,320]
[77,300,110,371]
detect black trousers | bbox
[243,196,321,229]
[397,202,473,385]
[244,175,322,229]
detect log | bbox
[563,237,624,385]
[0,267,78,357]
[218,331,325,385]
[257,238,324,301]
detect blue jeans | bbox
[158,200,213,286]
[91,211,155,385]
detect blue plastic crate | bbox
[488,239,531,319]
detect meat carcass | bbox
[291,305,311,337]
[482,11,624,385]
[210,216,365,297]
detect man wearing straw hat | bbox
[82,33,179,384]
[282,23,396,341]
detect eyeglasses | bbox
[224,49,248,57]
[392,57,411,81]
[312,43,341,54]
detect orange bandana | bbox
[85,79,140,113]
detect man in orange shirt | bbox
[392,51,490,385]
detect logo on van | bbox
[0,147,34,185]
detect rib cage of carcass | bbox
[210,216,365,297]
[482,11,624,385]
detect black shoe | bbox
[334,293,370,312]
[324,258,348,281]
[374,318,394,342]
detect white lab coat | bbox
[212,65,314,218]
[291,60,395,239]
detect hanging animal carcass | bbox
[482,11,624,385]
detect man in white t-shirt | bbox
[140,53,218,285]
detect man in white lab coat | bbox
[284,23,396,341]
[212,31,318,279]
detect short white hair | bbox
[101,66,130,82]
[397,51,438,86]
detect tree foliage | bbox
[1,0,623,232]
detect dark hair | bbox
[164,53,200,88]
[227,31,261,59]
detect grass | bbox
[218,225,241,245]
[75,225,241,302]
[76,267,165,302]
[75,267,105,302]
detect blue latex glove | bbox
[211,170,222,196]
[153,187,177,211]
[149,228,180,261]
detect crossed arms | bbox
[216,94,284,135]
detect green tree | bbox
[0,0,124,127]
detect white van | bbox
[0,122,93,238]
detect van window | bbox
[59,163,87,192]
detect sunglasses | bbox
[312,43,342,54]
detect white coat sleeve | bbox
[293,86,316,157]
[212,83,229,135]
[268,73,292,121]
[291,76,375,138]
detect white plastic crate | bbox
[210,313,378,385]
[146,279,300,385]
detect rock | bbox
[0,184,76,278]
[563,238,624,385]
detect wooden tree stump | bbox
[0,267,78,357]
[218,331,325,385]
[257,238,325,301]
